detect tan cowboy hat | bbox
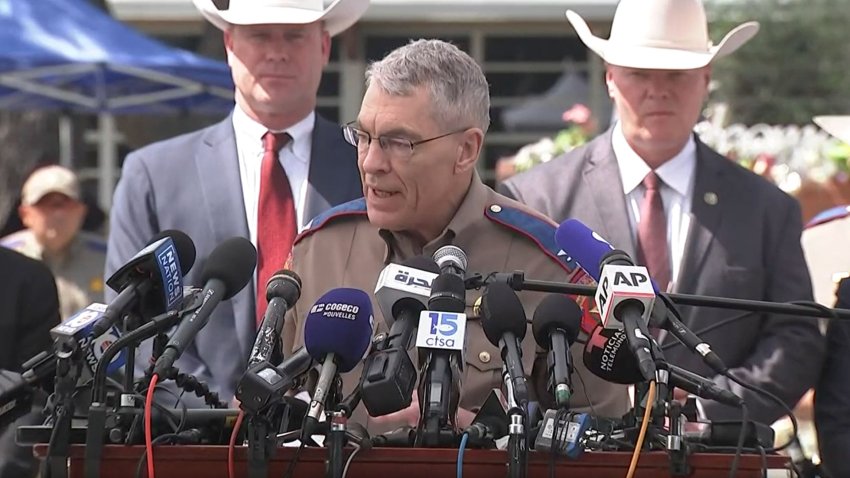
[566,0,760,70]
[814,116,850,145]
[192,0,370,37]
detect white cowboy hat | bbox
[566,0,760,70]
[814,116,850,145]
[192,0,370,37]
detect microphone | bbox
[247,270,302,367]
[583,326,742,408]
[555,219,728,375]
[416,246,469,445]
[51,303,129,377]
[236,347,315,415]
[153,237,257,378]
[479,282,530,410]
[594,249,656,381]
[361,257,439,417]
[531,295,582,409]
[430,245,468,313]
[302,288,374,437]
[94,230,196,338]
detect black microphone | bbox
[416,246,469,446]
[153,237,256,378]
[556,219,728,376]
[236,347,315,415]
[94,230,196,338]
[361,256,439,416]
[479,282,529,410]
[531,294,582,409]
[648,299,728,375]
[430,245,468,313]
[247,270,302,367]
[582,326,742,408]
[595,249,657,381]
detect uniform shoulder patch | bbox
[806,205,850,229]
[295,198,367,245]
[484,204,581,273]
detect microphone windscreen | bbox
[304,288,374,373]
[554,219,614,281]
[581,325,643,384]
[479,282,527,346]
[531,295,583,349]
[200,237,257,299]
[402,256,440,274]
[150,229,196,275]
[266,269,302,304]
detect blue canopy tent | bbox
[0,0,234,208]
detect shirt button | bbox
[478,351,491,363]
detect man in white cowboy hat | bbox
[807,116,850,477]
[106,0,369,405]
[500,0,823,425]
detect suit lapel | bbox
[303,114,361,225]
[195,116,254,359]
[583,131,637,258]
[676,137,725,295]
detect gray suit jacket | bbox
[499,129,824,424]
[106,113,361,404]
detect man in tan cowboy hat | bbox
[500,0,823,425]
[806,115,850,477]
[2,165,106,320]
[106,0,369,405]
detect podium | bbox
[35,444,789,477]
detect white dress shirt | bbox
[232,105,315,246]
[612,121,697,291]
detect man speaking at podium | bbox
[282,39,629,433]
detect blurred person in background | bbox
[2,165,106,320]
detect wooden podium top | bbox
[35,444,790,478]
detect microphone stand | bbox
[503,364,527,478]
[246,409,279,478]
[470,272,850,320]
[42,347,81,478]
[415,353,459,448]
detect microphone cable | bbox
[227,410,245,478]
[144,374,159,478]
[659,293,823,455]
[456,431,469,478]
[626,379,656,478]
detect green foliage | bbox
[707,0,850,125]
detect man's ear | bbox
[455,128,484,174]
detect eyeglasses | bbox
[342,123,469,159]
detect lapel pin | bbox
[703,192,718,205]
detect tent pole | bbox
[59,115,73,168]
[97,112,116,212]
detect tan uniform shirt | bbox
[802,206,850,308]
[284,176,629,433]
[2,230,106,320]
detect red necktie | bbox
[636,171,671,292]
[256,131,296,326]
